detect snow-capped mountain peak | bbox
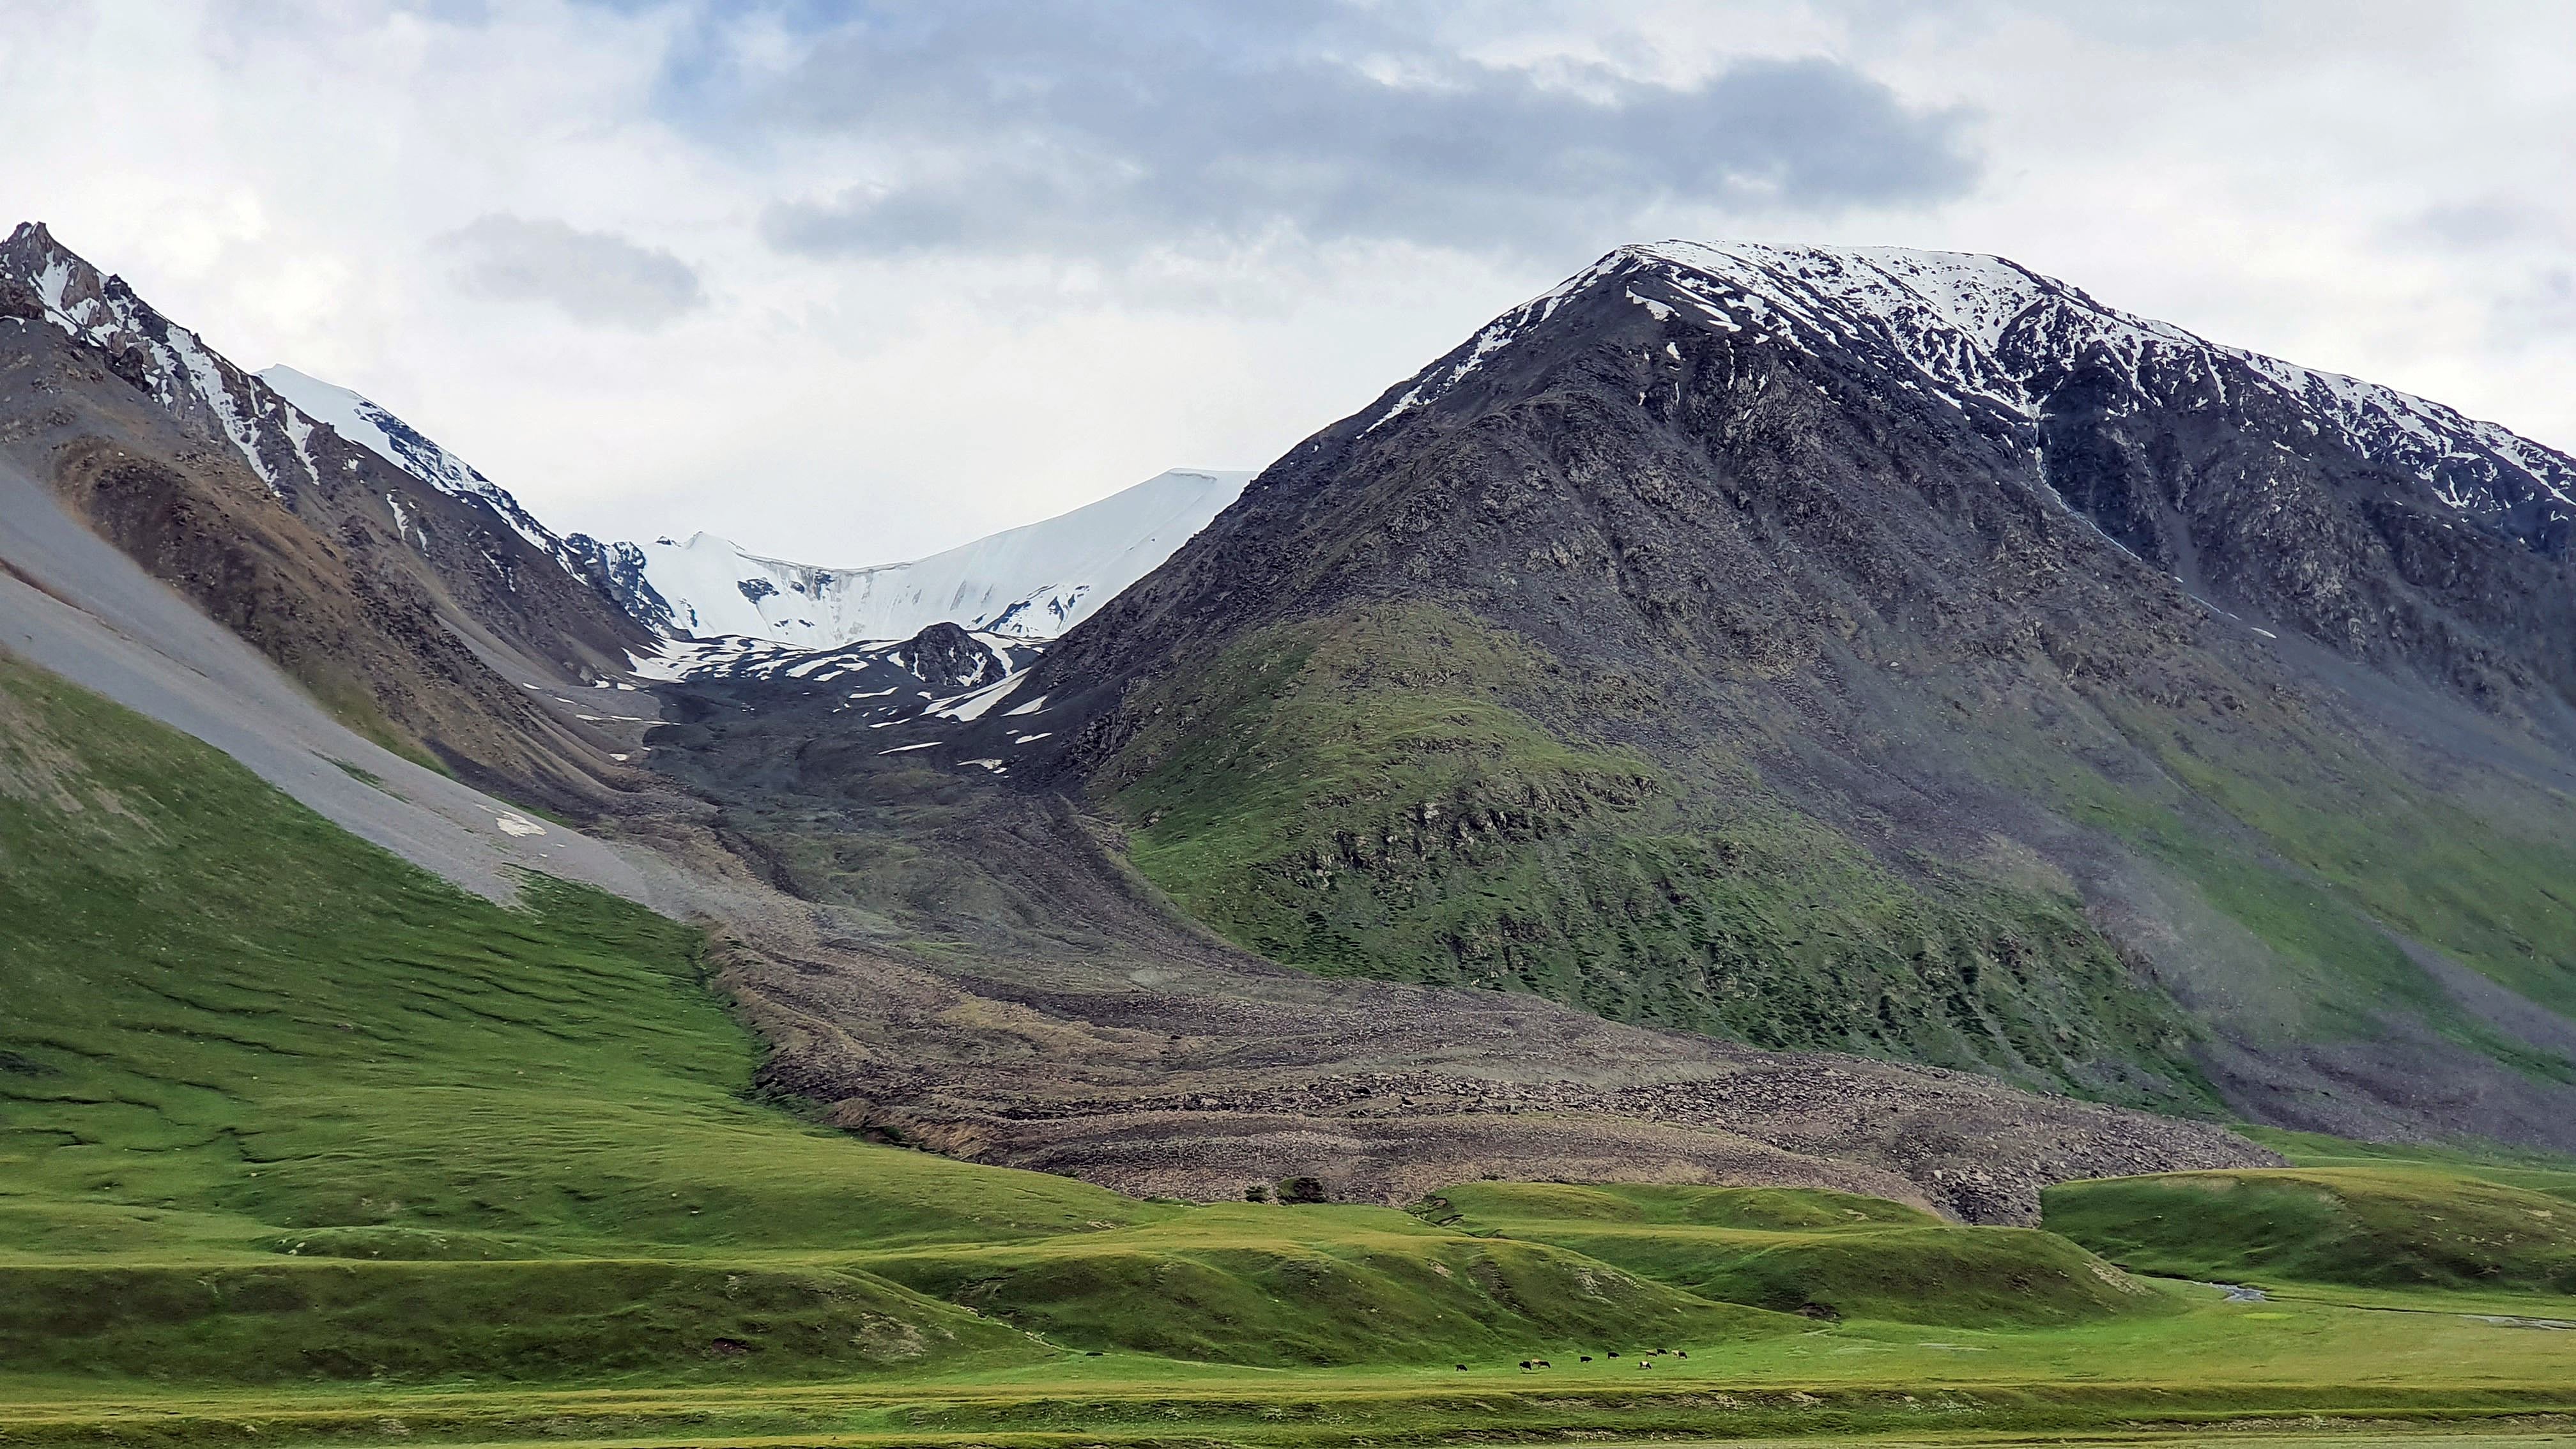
[245,365,1253,654]
[1381,240,2575,556]
[224,353,1250,659]
[2,222,318,493]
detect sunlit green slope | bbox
[0,653,1777,1381]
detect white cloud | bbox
[439,214,704,328]
[0,0,2570,569]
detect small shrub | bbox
[1277,1176,1328,1204]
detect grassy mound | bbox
[0,1259,1028,1383]
[2043,1166,2576,1294]
[864,1202,1787,1365]
[2244,1127,2576,1200]
[1425,1182,1937,1232]
[1416,1183,2171,1326]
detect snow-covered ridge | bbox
[0,222,1230,677]
[0,222,610,583]
[256,361,1246,650]
[256,364,578,564]
[626,467,1253,648]
[1384,240,2576,545]
[3,222,318,494]
[256,360,1245,651]
[2,217,1247,656]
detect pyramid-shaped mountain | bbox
[958,241,2576,1149]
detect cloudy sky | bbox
[3,1,2569,564]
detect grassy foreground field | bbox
[5,650,2575,1447]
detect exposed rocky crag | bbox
[887,621,1008,693]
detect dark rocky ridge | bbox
[1022,245,2576,744]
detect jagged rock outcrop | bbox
[888,621,1006,692]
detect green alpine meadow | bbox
[8,636,2576,1446]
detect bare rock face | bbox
[889,621,1006,692]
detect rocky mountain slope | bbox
[970,241,2576,1151]
[636,645,2271,1222]
[0,222,652,806]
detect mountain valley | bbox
[4,220,2575,1434]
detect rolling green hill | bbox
[1416,1182,2177,1326]
[2042,1165,2576,1295]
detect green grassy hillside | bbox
[1414,1182,2176,1326]
[1104,602,2210,1109]
[864,1202,1784,1365]
[2248,1126,2576,1198]
[0,652,1168,1379]
[2043,1165,2576,1294]
[0,652,1785,1380]
[1095,593,2576,1131]
[8,648,2575,1432]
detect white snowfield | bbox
[628,466,1252,647]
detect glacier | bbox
[627,467,1252,647]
